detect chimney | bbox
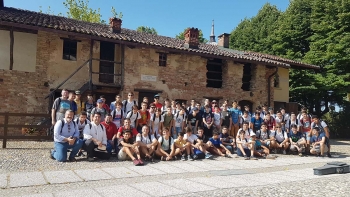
[109,18,122,33]
[0,0,4,8]
[218,33,230,48]
[184,27,199,49]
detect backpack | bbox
[256,129,271,139]
[56,97,73,112]
[289,119,299,131]
[161,136,172,150]
[122,100,137,113]
[152,114,162,122]
[88,123,105,131]
[142,133,153,144]
[112,109,123,120]
[127,111,139,125]
[92,107,107,117]
[252,118,263,128]
[273,129,286,143]
[175,112,185,120]
[75,119,88,125]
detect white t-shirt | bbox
[184,133,198,144]
[174,113,186,127]
[158,136,174,151]
[151,114,164,128]
[123,100,137,116]
[271,130,288,142]
[74,118,91,132]
[126,111,141,128]
[136,134,155,144]
[112,109,123,128]
[213,112,221,126]
[237,128,255,141]
[240,116,251,124]
[237,137,248,148]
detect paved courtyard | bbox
[0,140,349,197]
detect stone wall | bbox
[121,47,273,110]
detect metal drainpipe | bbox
[267,66,278,107]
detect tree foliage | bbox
[176,28,208,43]
[229,0,350,117]
[136,26,158,35]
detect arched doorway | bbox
[239,100,253,113]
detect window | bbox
[63,39,77,61]
[241,63,252,91]
[159,53,167,66]
[206,59,223,88]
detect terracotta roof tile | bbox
[0,7,319,69]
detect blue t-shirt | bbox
[289,132,303,143]
[251,117,263,129]
[209,137,222,148]
[310,132,327,145]
[229,108,241,124]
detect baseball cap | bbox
[154,94,160,98]
[192,107,198,111]
[97,99,103,103]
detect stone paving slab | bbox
[74,169,113,181]
[168,162,208,172]
[55,188,101,197]
[9,172,47,188]
[162,178,216,193]
[189,160,227,171]
[0,174,7,188]
[188,176,236,189]
[203,160,244,170]
[126,165,166,176]
[102,167,141,179]
[131,181,186,196]
[148,163,188,174]
[95,185,150,197]
[15,193,54,197]
[44,170,83,184]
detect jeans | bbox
[107,139,120,154]
[52,139,83,162]
[173,127,182,139]
[237,147,251,157]
[225,145,233,154]
[83,140,111,160]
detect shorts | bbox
[312,145,328,153]
[262,141,271,147]
[303,132,311,141]
[118,148,131,161]
[237,148,251,157]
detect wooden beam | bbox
[9,28,13,70]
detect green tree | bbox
[175,28,208,43]
[136,26,158,35]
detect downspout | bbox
[267,66,278,107]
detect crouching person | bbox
[51,110,83,162]
[83,112,111,162]
[136,125,158,162]
[270,123,290,154]
[220,126,235,154]
[310,127,329,157]
[236,122,257,160]
[118,130,144,165]
[155,128,175,161]
[174,132,193,161]
[289,124,306,156]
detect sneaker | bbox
[283,150,287,155]
[188,155,193,161]
[49,149,55,160]
[244,155,249,160]
[193,154,198,160]
[327,152,332,158]
[138,159,144,165]
[181,155,186,161]
[133,159,139,166]
[88,157,94,162]
[250,156,258,160]
[205,153,213,159]
[69,157,77,162]
[298,153,303,157]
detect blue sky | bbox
[4,0,290,39]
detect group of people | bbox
[49,89,331,165]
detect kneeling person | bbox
[83,112,110,161]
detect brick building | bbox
[0,3,319,120]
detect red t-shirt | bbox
[153,102,163,109]
[264,117,276,131]
[101,122,118,140]
[117,126,139,138]
[138,110,150,125]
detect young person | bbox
[174,132,193,161]
[162,106,174,133]
[90,99,108,122]
[236,122,256,160]
[110,95,122,112]
[288,112,301,133]
[260,105,268,119]
[118,130,143,165]
[310,127,329,157]
[187,107,200,134]
[264,112,276,131]
[111,101,124,128]
[221,104,232,131]
[136,125,158,162]
[240,111,251,128]
[116,118,139,139]
[153,94,163,109]
[74,90,84,117]
[207,131,231,157]
[137,102,150,133]
[83,112,110,161]
[250,112,264,132]
[51,89,73,124]
[219,126,235,154]
[255,123,272,149]
[270,123,290,154]
[193,127,213,159]
[155,128,175,161]
[289,124,306,156]
[161,98,172,115]
[251,134,273,158]
[212,105,222,132]
[229,101,242,139]
[151,108,164,138]
[74,111,90,157]
[126,105,141,129]
[85,94,94,120]
[122,92,138,116]
[187,99,196,115]
[300,112,312,153]
[275,111,287,132]
[173,108,186,139]
[202,105,214,137]
[311,115,331,157]
[99,95,110,114]
[68,92,78,115]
